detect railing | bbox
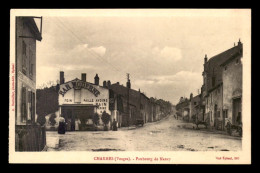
[15,124,46,151]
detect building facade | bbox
[58,72,111,130]
[201,40,243,130]
[15,17,46,151]
[221,41,243,126]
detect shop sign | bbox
[59,80,101,97]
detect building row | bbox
[57,72,173,131]
[176,40,243,130]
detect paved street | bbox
[46,114,242,151]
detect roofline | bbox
[220,52,242,67]
[23,17,42,41]
[206,44,241,64]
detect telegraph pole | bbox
[126,73,130,128]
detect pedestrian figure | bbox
[112,119,118,131]
[75,119,81,131]
[58,117,66,134]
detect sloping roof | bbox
[109,83,141,106]
[204,44,242,91]
[23,17,42,41]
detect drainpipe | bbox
[221,83,224,130]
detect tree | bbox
[101,111,110,131]
[37,115,46,126]
[49,113,56,126]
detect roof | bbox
[204,43,242,91]
[108,83,142,106]
[220,50,242,67]
[23,17,42,41]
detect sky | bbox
[35,10,250,105]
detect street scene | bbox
[46,113,241,151]
[11,9,249,157]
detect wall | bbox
[222,55,242,124]
[205,84,223,128]
[16,17,37,125]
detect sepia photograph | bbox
[9,9,251,164]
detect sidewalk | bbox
[46,132,60,151]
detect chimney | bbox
[238,38,242,45]
[60,71,65,84]
[237,39,243,54]
[116,82,120,85]
[81,73,86,82]
[126,79,131,89]
[190,93,193,100]
[204,54,208,64]
[103,80,107,87]
[94,74,99,85]
[107,80,111,87]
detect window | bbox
[31,92,35,123]
[21,86,27,123]
[194,102,197,105]
[236,59,239,64]
[223,109,228,118]
[27,90,31,122]
[29,48,33,76]
[22,41,27,74]
[225,66,227,71]
[212,76,216,87]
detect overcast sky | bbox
[35,10,250,104]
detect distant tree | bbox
[101,111,110,131]
[49,113,56,126]
[37,115,46,126]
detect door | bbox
[233,98,242,125]
[214,104,218,127]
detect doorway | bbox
[233,98,242,125]
[214,104,218,127]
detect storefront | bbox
[58,76,111,131]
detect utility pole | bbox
[126,73,130,128]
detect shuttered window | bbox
[29,48,33,76]
[21,87,27,123]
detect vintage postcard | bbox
[9,9,251,164]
